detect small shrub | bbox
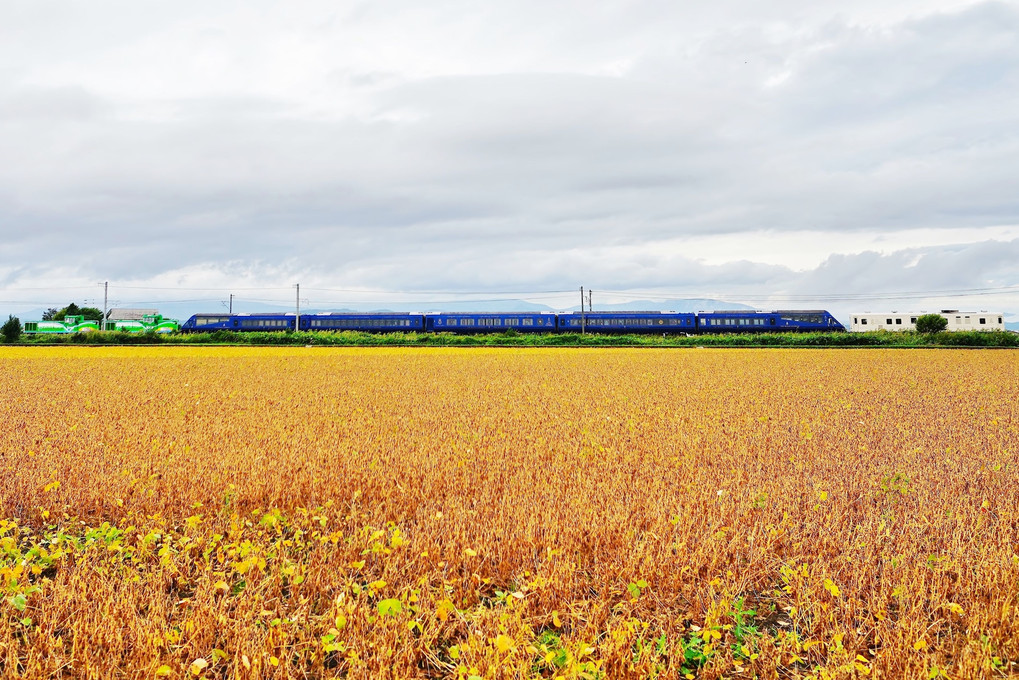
[915,314,948,333]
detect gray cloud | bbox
[0,0,1017,315]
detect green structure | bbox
[23,315,100,334]
[105,314,180,333]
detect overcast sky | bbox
[1,0,1017,317]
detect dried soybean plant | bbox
[0,346,1016,679]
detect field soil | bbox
[0,347,1017,679]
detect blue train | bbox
[181,309,845,333]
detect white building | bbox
[849,311,1005,332]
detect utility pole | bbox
[588,289,592,312]
[101,281,108,331]
[229,294,233,314]
[295,283,300,331]
[580,286,585,334]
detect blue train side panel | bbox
[181,313,295,331]
[180,308,845,334]
[300,313,425,332]
[558,311,697,333]
[696,310,845,333]
[424,312,557,333]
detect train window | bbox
[999,317,1003,324]
[910,317,917,323]
[886,319,892,325]
[861,319,867,325]
[980,318,986,324]
[895,318,902,325]
[522,318,533,326]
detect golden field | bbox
[0,346,1017,680]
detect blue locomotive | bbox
[181,309,845,333]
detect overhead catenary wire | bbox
[1,283,1016,312]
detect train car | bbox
[697,310,845,333]
[557,311,697,333]
[180,313,296,332]
[23,315,100,334]
[106,314,180,333]
[424,312,557,333]
[300,312,425,332]
[849,311,1004,332]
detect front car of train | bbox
[696,310,845,332]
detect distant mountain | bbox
[1007,322,1019,332]
[577,299,754,313]
[5,297,756,322]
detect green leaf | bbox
[377,598,403,616]
[10,593,27,612]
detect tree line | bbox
[2,303,107,342]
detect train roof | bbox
[190,312,296,316]
[423,311,557,315]
[304,311,423,315]
[559,310,691,314]
[850,310,1002,315]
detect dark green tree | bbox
[41,307,59,321]
[915,314,948,333]
[52,303,80,321]
[52,303,103,322]
[2,315,22,342]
